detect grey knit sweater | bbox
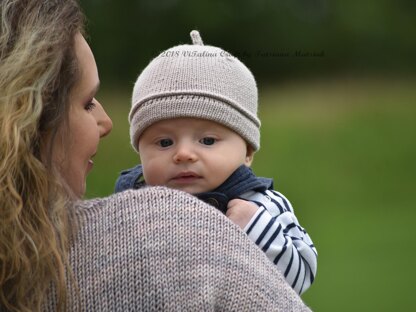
[45,187,311,311]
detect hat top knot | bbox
[190,30,204,46]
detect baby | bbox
[115,30,317,294]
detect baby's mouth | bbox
[171,172,202,183]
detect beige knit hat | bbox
[129,30,260,152]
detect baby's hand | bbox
[226,199,259,230]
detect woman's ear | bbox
[244,145,255,166]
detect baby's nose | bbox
[173,144,198,163]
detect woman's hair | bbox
[0,0,85,311]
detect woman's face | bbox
[48,33,112,197]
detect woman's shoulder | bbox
[75,186,217,222]
[65,186,310,311]
[72,186,227,246]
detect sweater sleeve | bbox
[241,189,318,295]
[55,187,312,312]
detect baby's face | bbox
[138,117,253,194]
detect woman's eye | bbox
[200,137,216,145]
[158,138,173,147]
[85,101,96,112]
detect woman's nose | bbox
[95,101,113,138]
[173,143,197,163]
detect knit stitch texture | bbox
[43,187,311,311]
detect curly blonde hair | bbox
[0,0,85,311]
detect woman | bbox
[0,1,311,311]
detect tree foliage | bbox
[81,0,416,85]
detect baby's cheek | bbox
[143,164,165,186]
[141,165,153,184]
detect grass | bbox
[86,76,416,311]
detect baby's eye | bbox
[158,138,173,148]
[200,137,216,145]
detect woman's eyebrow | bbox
[87,81,100,99]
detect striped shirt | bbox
[241,189,317,294]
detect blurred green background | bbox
[81,1,416,311]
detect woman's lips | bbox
[87,159,94,172]
[87,152,97,173]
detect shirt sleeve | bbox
[241,189,317,295]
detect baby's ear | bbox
[244,145,255,166]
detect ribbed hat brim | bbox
[130,94,260,152]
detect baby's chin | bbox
[164,182,214,195]
[171,185,210,195]
[162,178,223,195]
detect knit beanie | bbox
[129,30,260,152]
